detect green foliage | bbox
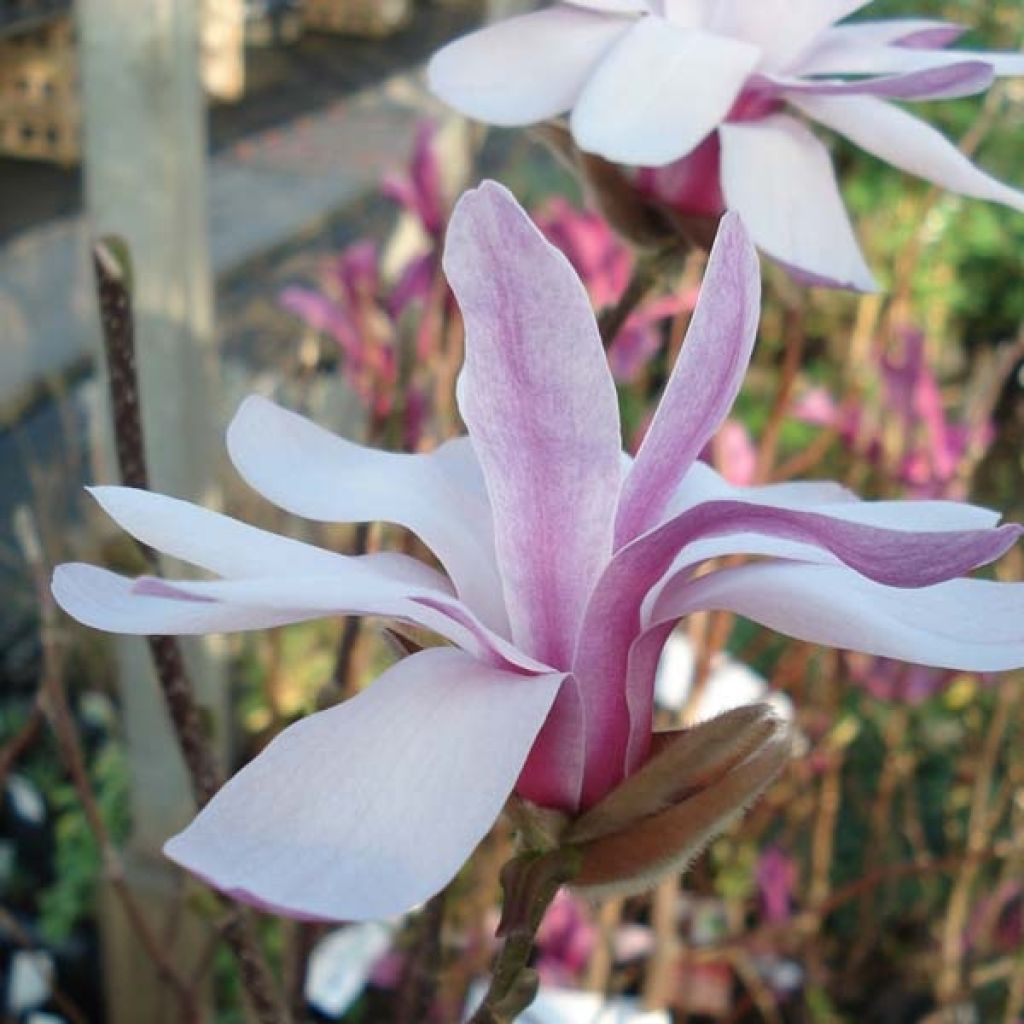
[37,741,131,943]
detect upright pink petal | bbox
[791,95,1024,212]
[650,562,1024,672]
[165,648,565,921]
[614,213,760,546]
[427,6,632,126]
[570,19,760,166]
[444,181,621,668]
[719,114,877,291]
[227,396,509,636]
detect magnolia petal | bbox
[51,563,539,672]
[706,0,869,71]
[516,676,587,812]
[88,485,350,578]
[803,20,966,56]
[445,181,621,668]
[575,498,1018,804]
[769,60,993,101]
[570,19,760,166]
[791,95,1024,212]
[566,0,649,11]
[571,709,791,899]
[427,6,632,126]
[719,115,877,292]
[227,395,508,634]
[797,38,1024,78]
[650,562,1024,672]
[165,648,565,921]
[615,213,760,545]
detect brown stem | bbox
[92,238,291,1024]
[468,849,580,1024]
[0,699,44,792]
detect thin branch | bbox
[91,238,291,1024]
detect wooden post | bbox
[76,2,226,1020]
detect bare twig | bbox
[91,238,291,1024]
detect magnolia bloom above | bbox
[53,183,1024,922]
[428,0,1024,289]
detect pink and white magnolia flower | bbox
[53,183,1024,921]
[428,1,1024,289]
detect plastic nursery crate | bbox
[302,0,411,38]
[0,14,79,164]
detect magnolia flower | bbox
[429,1,1024,289]
[53,183,1024,922]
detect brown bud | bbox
[565,704,792,899]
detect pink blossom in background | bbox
[52,183,1024,922]
[534,889,597,986]
[792,328,992,499]
[535,196,696,382]
[429,1,1024,289]
[756,846,798,924]
[280,241,428,450]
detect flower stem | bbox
[467,848,581,1023]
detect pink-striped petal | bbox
[719,114,877,291]
[570,19,760,166]
[614,213,760,546]
[445,181,621,668]
[427,6,632,126]
[790,95,1024,213]
[769,60,993,101]
[52,561,544,673]
[227,395,509,635]
[165,648,565,921]
[574,499,1019,805]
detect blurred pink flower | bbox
[534,889,597,985]
[756,846,798,924]
[793,328,992,499]
[430,1,1024,289]
[53,185,1024,922]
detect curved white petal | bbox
[227,396,509,635]
[427,6,632,126]
[650,561,1024,671]
[88,485,351,578]
[570,19,760,166]
[791,95,1024,213]
[165,648,565,921]
[798,37,1024,78]
[445,182,621,668]
[52,562,542,672]
[706,0,868,71]
[719,114,877,291]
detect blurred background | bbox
[1,0,1024,1021]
